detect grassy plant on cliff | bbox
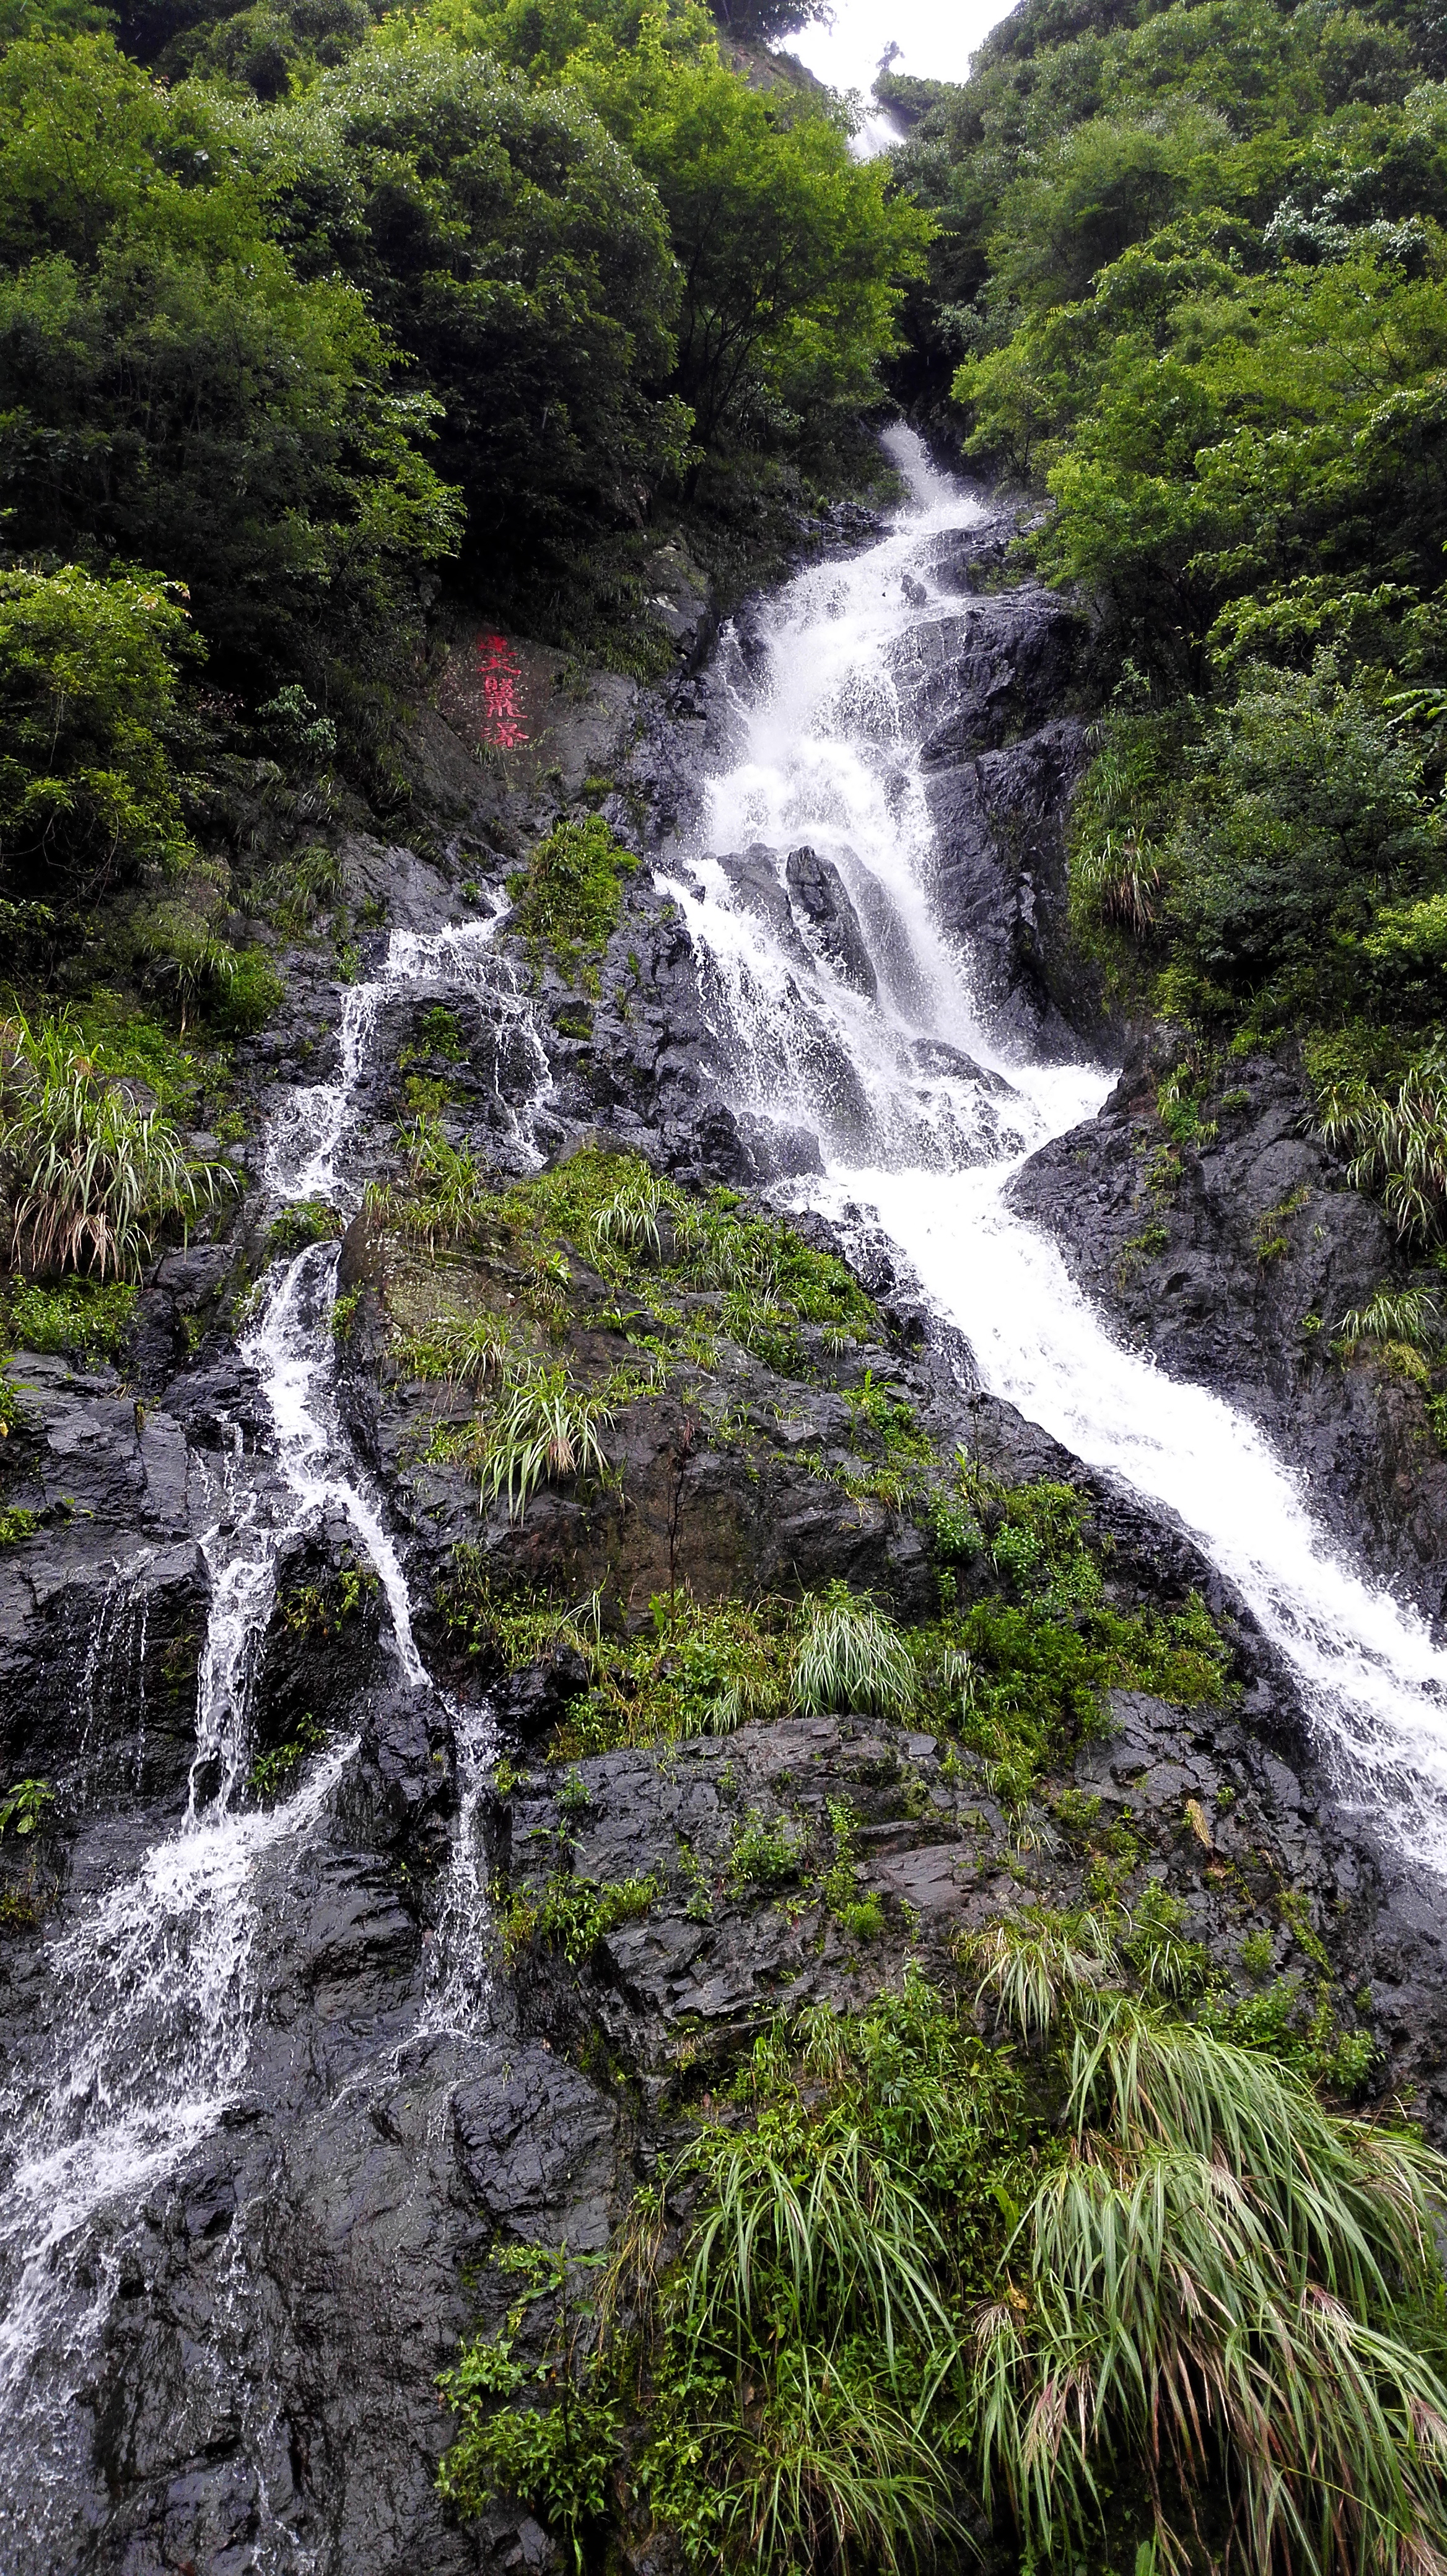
[792,1583,916,1722]
[5,1276,137,1362]
[367,1141,873,1362]
[507,819,638,988]
[441,1930,1447,2576]
[476,1361,615,1521]
[1321,1061,1447,1250]
[0,1016,234,1281]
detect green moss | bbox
[266,1199,343,1258]
[367,1141,875,1362]
[0,1506,39,1546]
[507,817,638,989]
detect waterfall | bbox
[0,909,540,2568]
[660,423,1447,1867]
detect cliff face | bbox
[4,500,1447,2576]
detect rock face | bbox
[1009,1033,1447,1620]
[3,486,1447,2576]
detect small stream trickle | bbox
[0,908,544,2567]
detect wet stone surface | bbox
[2,477,1446,2576]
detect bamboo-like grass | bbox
[0,1014,232,1279]
[791,1584,917,1721]
[478,1360,614,1520]
[1321,1070,1447,1248]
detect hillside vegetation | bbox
[0,0,926,1019]
[891,0,1447,1251]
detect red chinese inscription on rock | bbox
[475,631,528,748]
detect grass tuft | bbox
[792,1584,916,1722]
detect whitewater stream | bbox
[0,912,545,2570]
[661,425,1447,1864]
[6,422,1447,2570]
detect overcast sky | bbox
[786,0,1013,96]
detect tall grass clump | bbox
[1320,1063,1447,1247]
[440,1920,1447,2576]
[478,1361,614,1521]
[0,1016,233,1280]
[792,1583,916,1721]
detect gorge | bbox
[6,421,1447,2573]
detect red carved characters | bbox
[475,631,528,749]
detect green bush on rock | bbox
[440,1934,1447,2576]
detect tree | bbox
[0,34,463,684]
[264,31,688,564]
[0,561,198,964]
[1166,655,1444,996]
[572,22,932,445]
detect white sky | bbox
[785,0,1013,96]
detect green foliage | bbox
[0,1505,39,1544]
[0,33,463,680]
[896,4,1447,1058]
[1320,1059,1447,1247]
[444,1938,1447,2576]
[0,1776,51,1834]
[438,2243,621,2565]
[266,31,688,569]
[196,947,284,1037]
[0,560,197,945]
[791,1582,917,1722]
[6,1273,136,1360]
[367,1141,875,1360]
[476,1360,615,1520]
[917,1475,1230,1811]
[507,817,639,986]
[1167,658,1444,1004]
[566,19,932,448]
[0,1013,235,1280]
[266,1199,343,1258]
[728,1807,802,1888]
[247,1712,326,1798]
[1337,1283,1440,1347]
[496,1866,662,1962]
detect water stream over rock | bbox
[661,425,1447,1864]
[4,430,1447,2572]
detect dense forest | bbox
[0,0,924,1040]
[888,0,1447,1258]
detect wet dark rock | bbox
[784,845,878,997]
[1009,1042,1447,1619]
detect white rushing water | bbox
[660,424,1447,1866]
[0,912,536,2562]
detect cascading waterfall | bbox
[661,422,1447,1868]
[0,907,542,2568]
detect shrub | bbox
[791,1585,916,1722]
[0,1015,235,1280]
[204,948,285,1035]
[1167,657,1443,999]
[507,817,639,987]
[7,1275,137,1360]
